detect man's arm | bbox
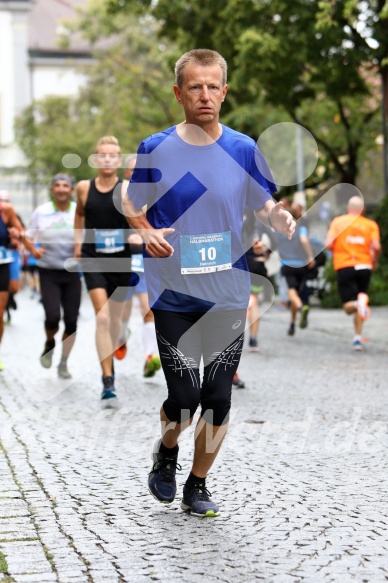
[325,219,338,251]
[371,220,381,267]
[74,181,88,259]
[371,235,381,268]
[255,199,295,240]
[7,205,43,258]
[299,232,316,269]
[122,184,174,258]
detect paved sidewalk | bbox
[0,288,387,583]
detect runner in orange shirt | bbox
[326,196,381,351]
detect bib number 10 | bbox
[199,247,216,261]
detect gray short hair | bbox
[175,49,227,88]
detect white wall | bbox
[0,5,32,167]
[0,11,14,150]
[31,60,89,101]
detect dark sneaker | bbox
[181,482,220,517]
[40,341,55,369]
[144,354,161,378]
[287,323,295,336]
[248,337,260,352]
[299,305,309,329]
[148,439,181,504]
[232,372,245,389]
[58,362,72,379]
[101,376,118,404]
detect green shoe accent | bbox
[299,305,310,329]
[181,483,220,517]
[0,358,4,371]
[144,354,161,378]
[58,362,72,379]
[40,353,53,369]
[40,341,55,369]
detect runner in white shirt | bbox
[26,174,81,379]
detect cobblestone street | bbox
[0,288,387,583]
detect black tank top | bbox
[0,206,10,248]
[82,178,130,258]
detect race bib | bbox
[0,247,13,264]
[180,231,232,274]
[131,253,144,273]
[95,229,125,254]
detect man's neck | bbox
[176,121,222,145]
[96,174,118,191]
[53,200,71,212]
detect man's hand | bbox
[8,226,21,240]
[268,202,296,240]
[31,247,45,260]
[141,228,175,258]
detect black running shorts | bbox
[336,267,371,303]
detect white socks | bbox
[143,322,158,356]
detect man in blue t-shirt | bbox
[275,202,316,336]
[123,48,295,517]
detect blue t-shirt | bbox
[276,224,308,267]
[127,124,276,311]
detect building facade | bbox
[0,0,91,218]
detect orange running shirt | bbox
[327,214,380,271]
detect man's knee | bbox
[96,311,110,330]
[201,390,231,426]
[45,318,60,331]
[343,300,356,314]
[64,321,77,336]
[163,393,200,424]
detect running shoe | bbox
[353,339,364,351]
[114,341,127,360]
[101,376,118,402]
[248,337,260,352]
[58,362,72,379]
[148,438,181,504]
[181,482,220,517]
[357,293,370,321]
[232,372,245,389]
[299,305,309,329]
[40,341,55,369]
[288,323,295,336]
[144,354,161,378]
[0,358,4,371]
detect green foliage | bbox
[16,0,387,190]
[373,193,388,266]
[105,0,386,187]
[320,260,343,308]
[321,259,388,309]
[15,97,97,183]
[0,550,8,573]
[15,7,182,183]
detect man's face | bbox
[174,63,227,127]
[94,144,121,176]
[51,180,73,205]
